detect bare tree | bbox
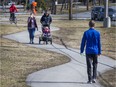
[2,0,7,12]
[69,0,73,20]
[87,0,89,10]
[60,0,68,12]
[98,0,101,5]
[24,0,28,11]
[51,0,56,14]
[60,0,65,12]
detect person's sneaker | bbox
[87,81,92,84]
[92,79,96,83]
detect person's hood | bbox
[44,13,49,17]
[11,4,15,7]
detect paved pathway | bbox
[3,26,115,87]
[1,11,115,26]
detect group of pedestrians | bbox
[27,12,52,44]
[27,13,101,84]
[27,15,101,84]
[9,3,101,84]
[9,4,52,44]
[25,11,102,84]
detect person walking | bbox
[40,11,52,29]
[80,20,101,84]
[27,13,38,44]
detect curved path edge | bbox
[3,26,115,87]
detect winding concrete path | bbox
[3,26,115,87]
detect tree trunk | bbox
[24,0,28,11]
[54,0,57,14]
[87,0,89,10]
[51,0,56,14]
[51,0,54,14]
[99,0,101,5]
[60,0,65,12]
[2,0,6,12]
[69,0,72,20]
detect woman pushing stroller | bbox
[40,11,52,29]
[39,12,52,44]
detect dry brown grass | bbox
[0,38,70,87]
[51,19,116,87]
[55,5,90,15]
[0,14,115,87]
[98,69,116,87]
[52,20,116,59]
[0,24,26,35]
[0,17,70,87]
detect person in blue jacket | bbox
[80,20,101,84]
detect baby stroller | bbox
[39,24,52,44]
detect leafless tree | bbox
[60,0,69,12]
[69,0,73,20]
[51,0,56,14]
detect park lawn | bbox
[56,5,91,15]
[52,20,116,59]
[52,19,116,87]
[55,1,114,15]
[0,24,26,35]
[0,21,70,87]
[98,69,116,87]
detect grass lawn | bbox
[99,69,116,87]
[52,20,116,59]
[0,14,115,87]
[52,19,116,87]
[0,17,70,87]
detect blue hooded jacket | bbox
[80,28,101,54]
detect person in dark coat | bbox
[80,20,101,84]
[27,13,38,44]
[40,11,52,29]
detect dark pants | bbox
[28,28,35,43]
[10,13,15,20]
[86,54,98,81]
